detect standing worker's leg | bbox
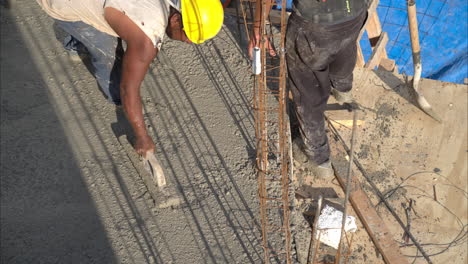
[54,20,123,105]
[286,12,368,179]
[329,11,368,102]
[287,65,332,166]
[328,39,357,104]
[286,14,335,175]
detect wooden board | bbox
[356,42,365,67]
[358,0,380,41]
[378,58,396,72]
[365,31,389,69]
[330,151,409,264]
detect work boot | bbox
[292,137,309,165]
[309,159,334,180]
[331,88,354,104]
[292,138,334,180]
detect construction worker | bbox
[248,0,368,179]
[35,0,223,157]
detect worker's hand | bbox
[248,32,277,59]
[134,134,155,158]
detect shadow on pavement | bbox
[0,5,117,263]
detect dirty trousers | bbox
[286,11,366,164]
[55,20,123,105]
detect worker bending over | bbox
[249,0,368,179]
[36,0,223,157]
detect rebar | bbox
[336,109,358,264]
[246,0,292,262]
[308,195,323,264]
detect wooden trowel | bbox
[118,134,182,209]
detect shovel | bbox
[407,0,442,122]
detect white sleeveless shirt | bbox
[35,0,179,47]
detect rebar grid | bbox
[235,2,356,263]
[250,1,292,263]
[237,0,255,42]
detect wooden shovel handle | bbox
[407,0,423,90]
[407,1,421,61]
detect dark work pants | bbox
[286,11,367,164]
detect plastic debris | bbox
[316,204,358,249]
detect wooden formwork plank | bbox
[365,31,389,69]
[330,150,409,264]
[366,11,388,60]
[357,0,384,67]
[358,0,380,41]
[366,10,383,43]
[378,57,396,72]
[356,42,365,67]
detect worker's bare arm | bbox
[104,7,157,156]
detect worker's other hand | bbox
[134,134,156,158]
[248,32,276,59]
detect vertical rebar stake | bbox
[337,109,358,264]
[308,195,323,264]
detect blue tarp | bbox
[360,0,467,84]
[276,0,467,84]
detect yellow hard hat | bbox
[182,0,224,44]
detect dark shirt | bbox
[293,0,369,25]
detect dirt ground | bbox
[323,69,467,264]
[1,1,466,264]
